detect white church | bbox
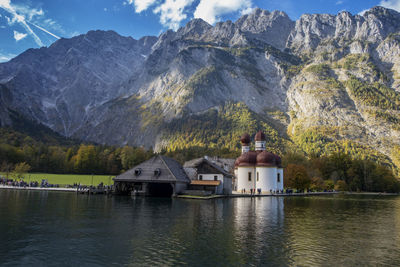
[234,131,284,194]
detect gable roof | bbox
[159,155,191,183]
[183,157,233,178]
[114,155,190,183]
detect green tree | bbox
[310,177,325,191]
[285,164,311,190]
[12,162,31,179]
[335,180,348,191]
[74,145,98,173]
[1,161,13,179]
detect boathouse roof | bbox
[114,155,190,183]
[183,157,234,179]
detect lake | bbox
[0,190,399,266]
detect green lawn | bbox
[1,173,115,186]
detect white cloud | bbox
[153,0,194,30]
[194,0,253,24]
[379,0,400,12]
[0,0,43,46]
[0,52,16,62]
[42,18,66,35]
[126,0,158,13]
[13,3,43,20]
[336,0,344,5]
[13,30,27,41]
[240,7,254,15]
[0,0,62,46]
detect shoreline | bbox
[2,185,399,197]
[0,185,78,192]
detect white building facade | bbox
[234,131,284,194]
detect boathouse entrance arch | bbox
[147,182,174,197]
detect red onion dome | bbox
[240,133,251,144]
[256,151,276,167]
[236,151,257,167]
[255,130,266,141]
[275,154,282,168]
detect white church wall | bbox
[256,167,277,193]
[277,168,284,190]
[237,167,255,192]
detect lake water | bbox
[0,190,399,266]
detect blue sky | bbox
[0,0,399,62]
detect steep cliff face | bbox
[0,6,400,168]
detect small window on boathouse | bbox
[154,168,161,176]
[134,168,142,176]
[277,173,280,183]
[199,175,203,180]
[248,172,252,181]
[214,175,218,181]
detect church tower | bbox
[240,133,251,154]
[255,130,266,151]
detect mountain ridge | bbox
[1,6,400,171]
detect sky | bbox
[0,0,400,62]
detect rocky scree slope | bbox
[0,6,400,170]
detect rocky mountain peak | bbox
[364,6,400,18]
[235,8,294,49]
[1,7,400,170]
[177,18,212,39]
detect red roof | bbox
[240,133,251,144]
[255,130,266,141]
[236,151,258,167]
[256,151,276,167]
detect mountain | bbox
[1,6,400,171]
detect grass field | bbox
[1,173,115,186]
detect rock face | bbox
[1,6,400,167]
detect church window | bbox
[257,172,259,181]
[248,172,252,181]
[277,173,280,183]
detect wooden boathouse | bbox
[113,155,190,197]
[184,157,233,195]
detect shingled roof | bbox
[183,157,233,178]
[114,155,190,183]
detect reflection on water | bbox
[0,191,399,266]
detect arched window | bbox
[277,173,280,183]
[248,172,252,181]
[257,172,259,182]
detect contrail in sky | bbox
[28,21,61,39]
